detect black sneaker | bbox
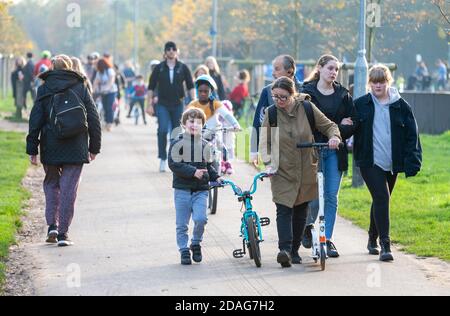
[302,225,313,249]
[277,250,292,268]
[57,234,74,247]
[190,245,202,263]
[327,241,340,258]
[291,250,302,264]
[368,236,380,255]
[181,250,192,265]
[46,225,58,244]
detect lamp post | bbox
[133,0,139,69]
[211,0,218,57]
[352,0,369,188]
[447,28,450,72]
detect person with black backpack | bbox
[300,55,356,258]
[26,55,102,247]
[259,76,341,268]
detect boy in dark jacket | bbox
[169,108,222,265]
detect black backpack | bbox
[49,88,88,140]
[267,100,316,132]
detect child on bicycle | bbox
[168,108,223,265]
[127,75,147,125]
[187,75,241,175]
[219,100,237,174]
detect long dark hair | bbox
[305,54,339,82]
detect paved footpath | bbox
[25,118,449,296]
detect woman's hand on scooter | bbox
[328,137,341,150]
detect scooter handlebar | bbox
[297,142,345,149]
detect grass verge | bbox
[0,131,30,287]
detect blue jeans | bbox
[156,104,184,160]
[102,92,116,124]
[307,149,343,240]
[174,189,209,252]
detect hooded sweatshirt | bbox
[371,87,402,172]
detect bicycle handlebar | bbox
[203,127,242,133]
[209,172,274,197]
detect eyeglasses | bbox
[272,94,289,102]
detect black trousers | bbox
[275,202,309,252]
[360,166,398,242]
[128,99,147,123]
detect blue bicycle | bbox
[210,173,272,268]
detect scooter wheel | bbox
[320,244,326,271]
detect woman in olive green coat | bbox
[259,77,341,267]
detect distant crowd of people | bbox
[406,58,448,92]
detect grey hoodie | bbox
[370,87,402,172]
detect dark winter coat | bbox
[301,80,356,171]
[169,133,220,192]
[353,93,422,177]
[26,70,102,165]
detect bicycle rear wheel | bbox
[246,216,261,268]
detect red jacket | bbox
[34,58,52,76]
[229,83,249,105]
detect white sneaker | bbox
[160,160,168,173]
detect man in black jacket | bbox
[27,59,101,247]
[147,41,195,172]
[23,52,36,106]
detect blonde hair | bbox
[52,54,73,71]
[305,54,340,82]
[15,57,26,68]
[71,57,86,75]
[369,64,394,85]
[181,108,207,126]
[205,56,221,74]
[194,64,210,79]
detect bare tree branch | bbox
[433,0,450,25]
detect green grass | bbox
[0,92,30,122]
[0,131,30,287]
[0,93,15,116]
[340,132,450,261]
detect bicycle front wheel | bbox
[209,187,219,215]
[246,216,261,268]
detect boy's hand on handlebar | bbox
[328,137,341,150]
